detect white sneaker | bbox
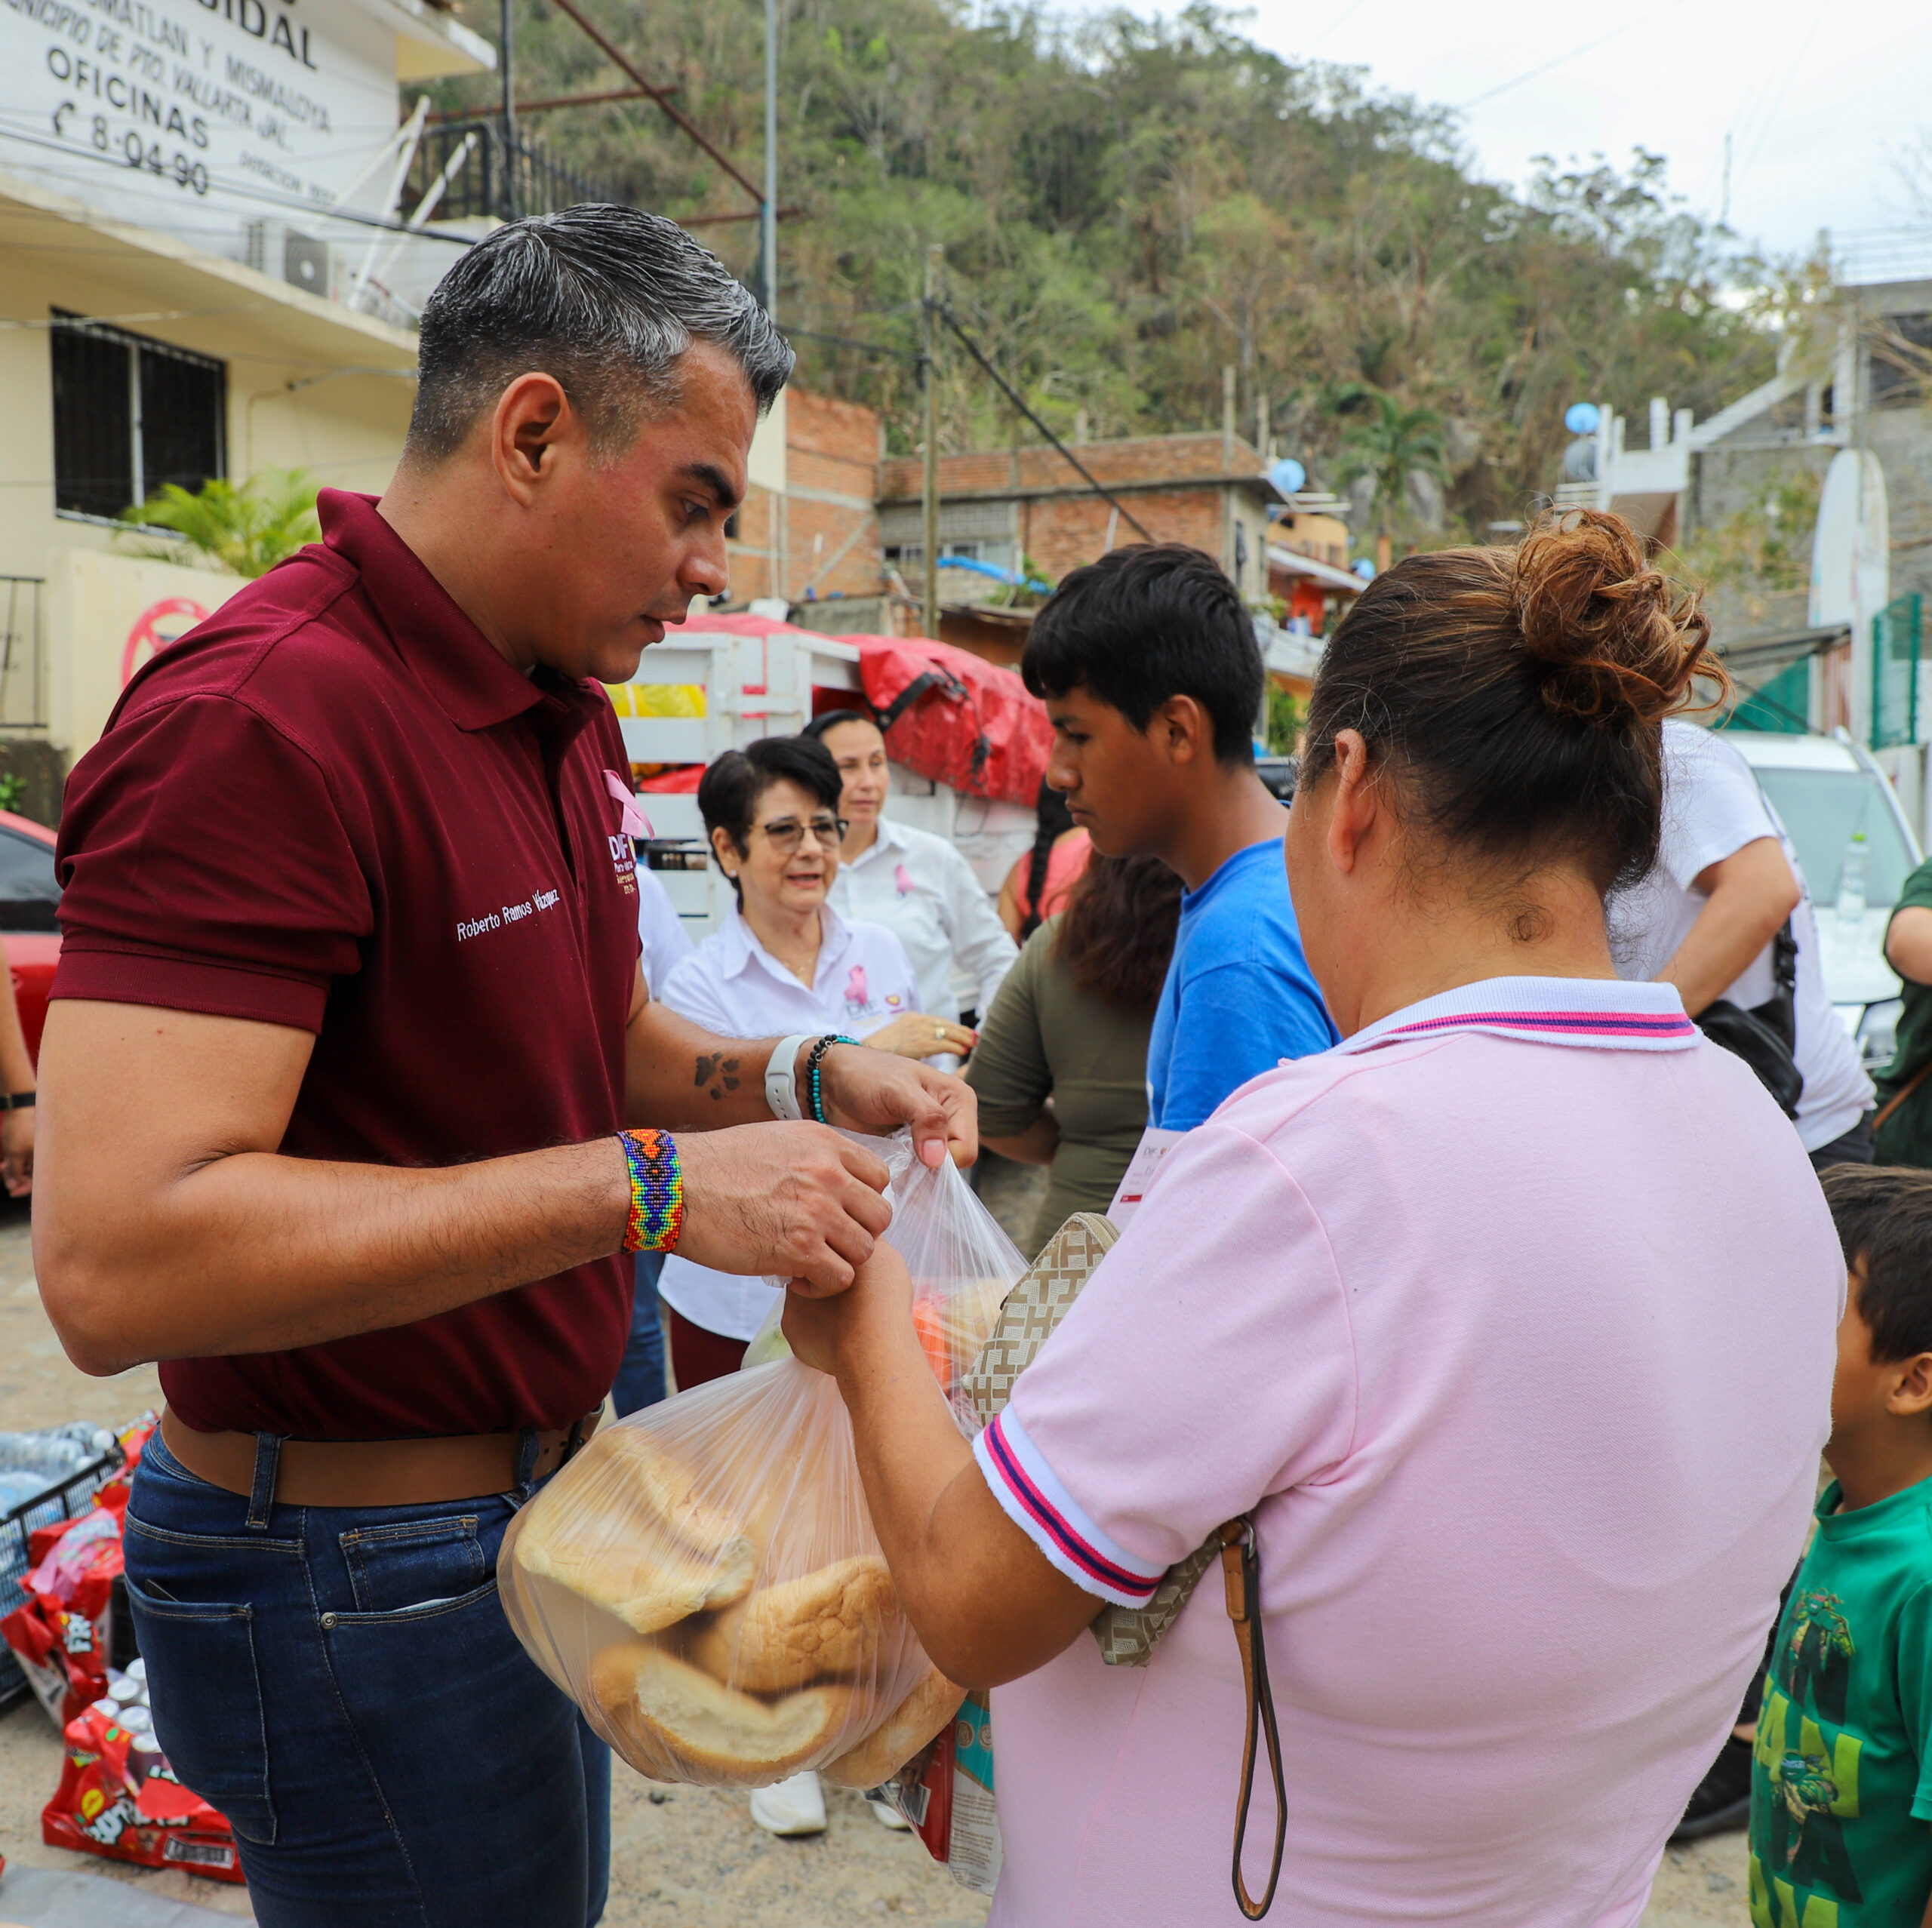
[749,1770,826,1837]
[869,1797,912,1830]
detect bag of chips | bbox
[500,1132,1023,1789]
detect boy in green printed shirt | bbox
[1752,1167,1932,1926]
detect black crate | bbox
[0,1446,126,1714]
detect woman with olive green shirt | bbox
[964,853,1181,1254]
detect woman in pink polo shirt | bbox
[784,509,1845,1926]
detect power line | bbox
[935,303,1154,543]
[0,123,475,246]
[1304,0,1371,54]
[783,325,919,362]
[1456,0,1685,112]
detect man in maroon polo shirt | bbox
[34,208,974,1928]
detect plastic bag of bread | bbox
[499,1132,1023,1788]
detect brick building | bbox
[725,389,884,605]
[876,430,1287,619]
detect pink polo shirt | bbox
[974,975,1842,1926]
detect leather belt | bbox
[158,1407,601,1509]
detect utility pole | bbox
[499,0,516,220]
[761,0,778,315]
[921,244,943,638]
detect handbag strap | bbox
[1220,1516,1286,1919]
[1875,1055,1932,1132]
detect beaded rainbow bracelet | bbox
[616,1128,685,1253]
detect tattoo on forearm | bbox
[694,1053,742,1100]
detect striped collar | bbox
[1335,976,1697,1056]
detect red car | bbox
[0,809,61,1059]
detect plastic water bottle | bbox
[1838,834,1869,921]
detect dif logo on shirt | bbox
[607,832,638,898]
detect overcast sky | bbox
[1066,0,1932,273]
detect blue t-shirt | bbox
[1146,835,1337,1130]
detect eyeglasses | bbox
[755,813,848,854]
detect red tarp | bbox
[638,616,1051,807]
[842,636,1050,807]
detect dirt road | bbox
[0,1179,1746,1925]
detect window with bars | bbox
[50,312,226,522]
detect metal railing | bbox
[405,121,614,224]
[0,580,48,731]
[1872,592,1923,751]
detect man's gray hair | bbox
[408,204,794,461]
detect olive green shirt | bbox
[963,917,1153,1256]
[1875,856,1932,1168]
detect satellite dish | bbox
[1564,402,1601,435]
[1269,457,1307,497]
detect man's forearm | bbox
[42,1133,629,1376]
[1658,839,1801,1018]
[626,998,789,1127]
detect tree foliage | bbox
[428,1,1780,545]
[117,470,321,577]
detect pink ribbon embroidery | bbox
[604,769,650,839]
[844,964,869,1009]
[894,863,914,898]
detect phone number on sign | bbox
[53,100,211,195]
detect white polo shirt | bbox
[655,906,921,1339]
[826,816,1017,1023]
[1607,719,1873,1152]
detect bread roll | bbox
[590,1641,860,1785]
[688,1554,895,1693]
[823,1665,966,1789]
[511,1425,757,1634]
[572,1425,749,1561]
[518,1514,755,1635]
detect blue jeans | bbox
[611,1251,667,1417]
[123,1430,609,1928]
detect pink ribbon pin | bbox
[894,863,914,897]
[604,769,650,838]
[844,964,869,1007]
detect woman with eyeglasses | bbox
[655,732,955,1839]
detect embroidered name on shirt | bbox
[457,887,562,942]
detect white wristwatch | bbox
[765,1034,820,1122]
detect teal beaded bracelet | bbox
[804,1034,857,1124]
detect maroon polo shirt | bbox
[53,490,644,1439]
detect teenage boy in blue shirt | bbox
[1747,1164,1932,1927]
[1020,543,1336,1127]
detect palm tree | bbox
[1330,386,1449,573]
[117,469,321,578]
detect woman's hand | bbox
[864,1013,978,1059]
[783,1240,915,1364]
[2,1105,32,1198]
[783,1239,1103,1689]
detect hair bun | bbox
[1512,509,1712,727]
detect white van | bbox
[1724,729,1924,1071]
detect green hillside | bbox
[425,1,1790,545]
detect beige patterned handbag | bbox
[961,1212,1221,1668]
[960,1209,1287,1916]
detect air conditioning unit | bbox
[242,220,331,299]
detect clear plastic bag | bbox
[500,1133,1023,1788]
